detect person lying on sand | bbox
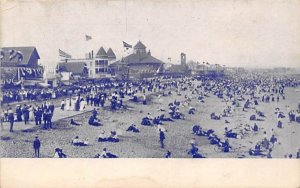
[72,136,89,146]
[224,127,241,139]
[126,124,140,133]
[98,131,119,142]
[95,148,118,158]
[70,119,81,126]
[159,114,173,122]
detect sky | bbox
[1,0,300,68]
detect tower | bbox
[181,53,186,65]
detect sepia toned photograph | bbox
[1,0,300,160]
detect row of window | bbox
[95,60,108,66]
[95,68,108,74]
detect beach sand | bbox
[0,84,299,158]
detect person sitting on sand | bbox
[208,134,221,145]
[126,124,140,133]
[98,130,107,142]
[70,118,81,126]
[256,110,265,117]
[253,123,259,132]
[72,136,89,146]
[218,139,232,153]
[72,136,83,146]
[153,116,162,125]
[165,150,172,158]
[107,131,119,142]
[98,148,118,158]
[188,107,196,115]
[250,114,256,121]
[187,143,205,158]
[88,115,101,126]
[54,148,67,158]
[296,149,300,159]
[141,117,152,126]
[210,113,221,120]
[83,138,89,146]
[270,135,277,144]
[249,143,264,156]
[147,113,153,120]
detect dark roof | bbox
[58,62,86,75]
[0,47,40,66]
[96,47,108,58]
[134,41,146,49]
[111,52,164,67]
[106,48,116,59]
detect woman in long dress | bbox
[28,105,35,121]
[79,99,86,111]
[65,98,70,111]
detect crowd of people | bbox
[1,72,300,158]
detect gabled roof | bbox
[58,62,86,75]
[111,52,164,66]
[134,41,146,49]
[0,47,40,65]
[107,48,116,59]
[96,47,108,58]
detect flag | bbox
[85,34,92,41]
[156,63,163,74]
[59,49,72,59]
[123,41,132,49]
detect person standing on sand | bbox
[8,107,14,132]
[33,136,41,158]
[159,129,165,148]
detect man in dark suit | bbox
[33,136,41,158]
[22,104,29,125]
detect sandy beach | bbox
[1,80,299,158]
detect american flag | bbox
[59,49,72,59]
[123,41,132,49]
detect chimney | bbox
[89,52,91,59]
[92,50,94,59]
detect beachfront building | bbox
[0,47,44,88]
[163,53,191,77]
[57,47,116,80]
[109,41,164,80]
